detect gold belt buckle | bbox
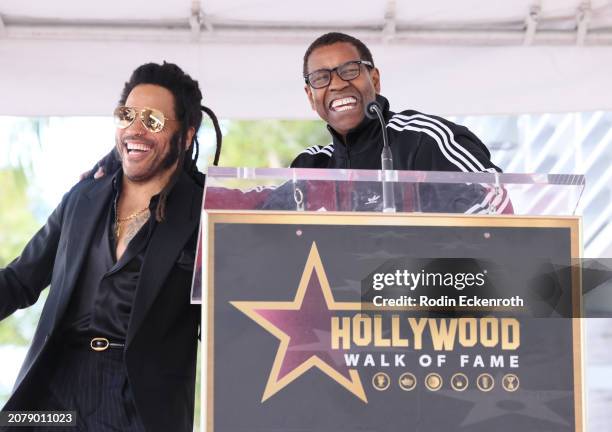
[90,337,110,352]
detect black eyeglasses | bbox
[304,60,374,89]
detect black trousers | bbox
[4,344,145,432]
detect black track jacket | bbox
[286,94,511,214]
[291,94,501,173]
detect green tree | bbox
[212,119,329,168]
[0,118,47,405]
[0,167,43,345]
[0,166,48,405]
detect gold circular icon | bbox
[398,372,417,391]
[424,373,443,391]
[502,374,520,392]
[372,372,390,391]
[476,373,495,392]
[451,373,469,392]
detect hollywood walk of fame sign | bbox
[204,212,583,432]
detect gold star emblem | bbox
[231,242,367,402]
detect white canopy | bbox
[1,0,612,118]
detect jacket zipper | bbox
[345,137,351,169]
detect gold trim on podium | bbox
[205,211,583,432]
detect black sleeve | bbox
[0,193,67,320]
[412,120,511,213]
[415,123,501,173]
[290,153,312,168]
[258,181,300,210]
[290,151,332,169]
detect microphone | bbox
[364,100,381,119]
[365,101,395,212]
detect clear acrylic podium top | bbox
[203,167,585,216]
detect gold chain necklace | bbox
[115,206,149,238]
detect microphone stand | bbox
[366,101,396,213]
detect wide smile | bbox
[329,96,359,112]
[125,140,152,153]
[123,140,153,161]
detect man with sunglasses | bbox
[0,62,220,431]
[286,32,510,213]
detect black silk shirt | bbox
[60,171,157,342]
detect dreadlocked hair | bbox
[119,61,222,222]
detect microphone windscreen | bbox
[365,101,382,120]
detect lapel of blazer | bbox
[126,171,201,347]
[51,175,115,331]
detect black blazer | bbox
[0,170,203,432]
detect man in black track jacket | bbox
[293,94,500,174]
[288,32,510,214]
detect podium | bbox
[197,167,585,432]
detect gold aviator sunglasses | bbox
[113,106,177,133]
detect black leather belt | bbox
[90,337,125,352]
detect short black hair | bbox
[303,32,375,76]
[118,62,221,221]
